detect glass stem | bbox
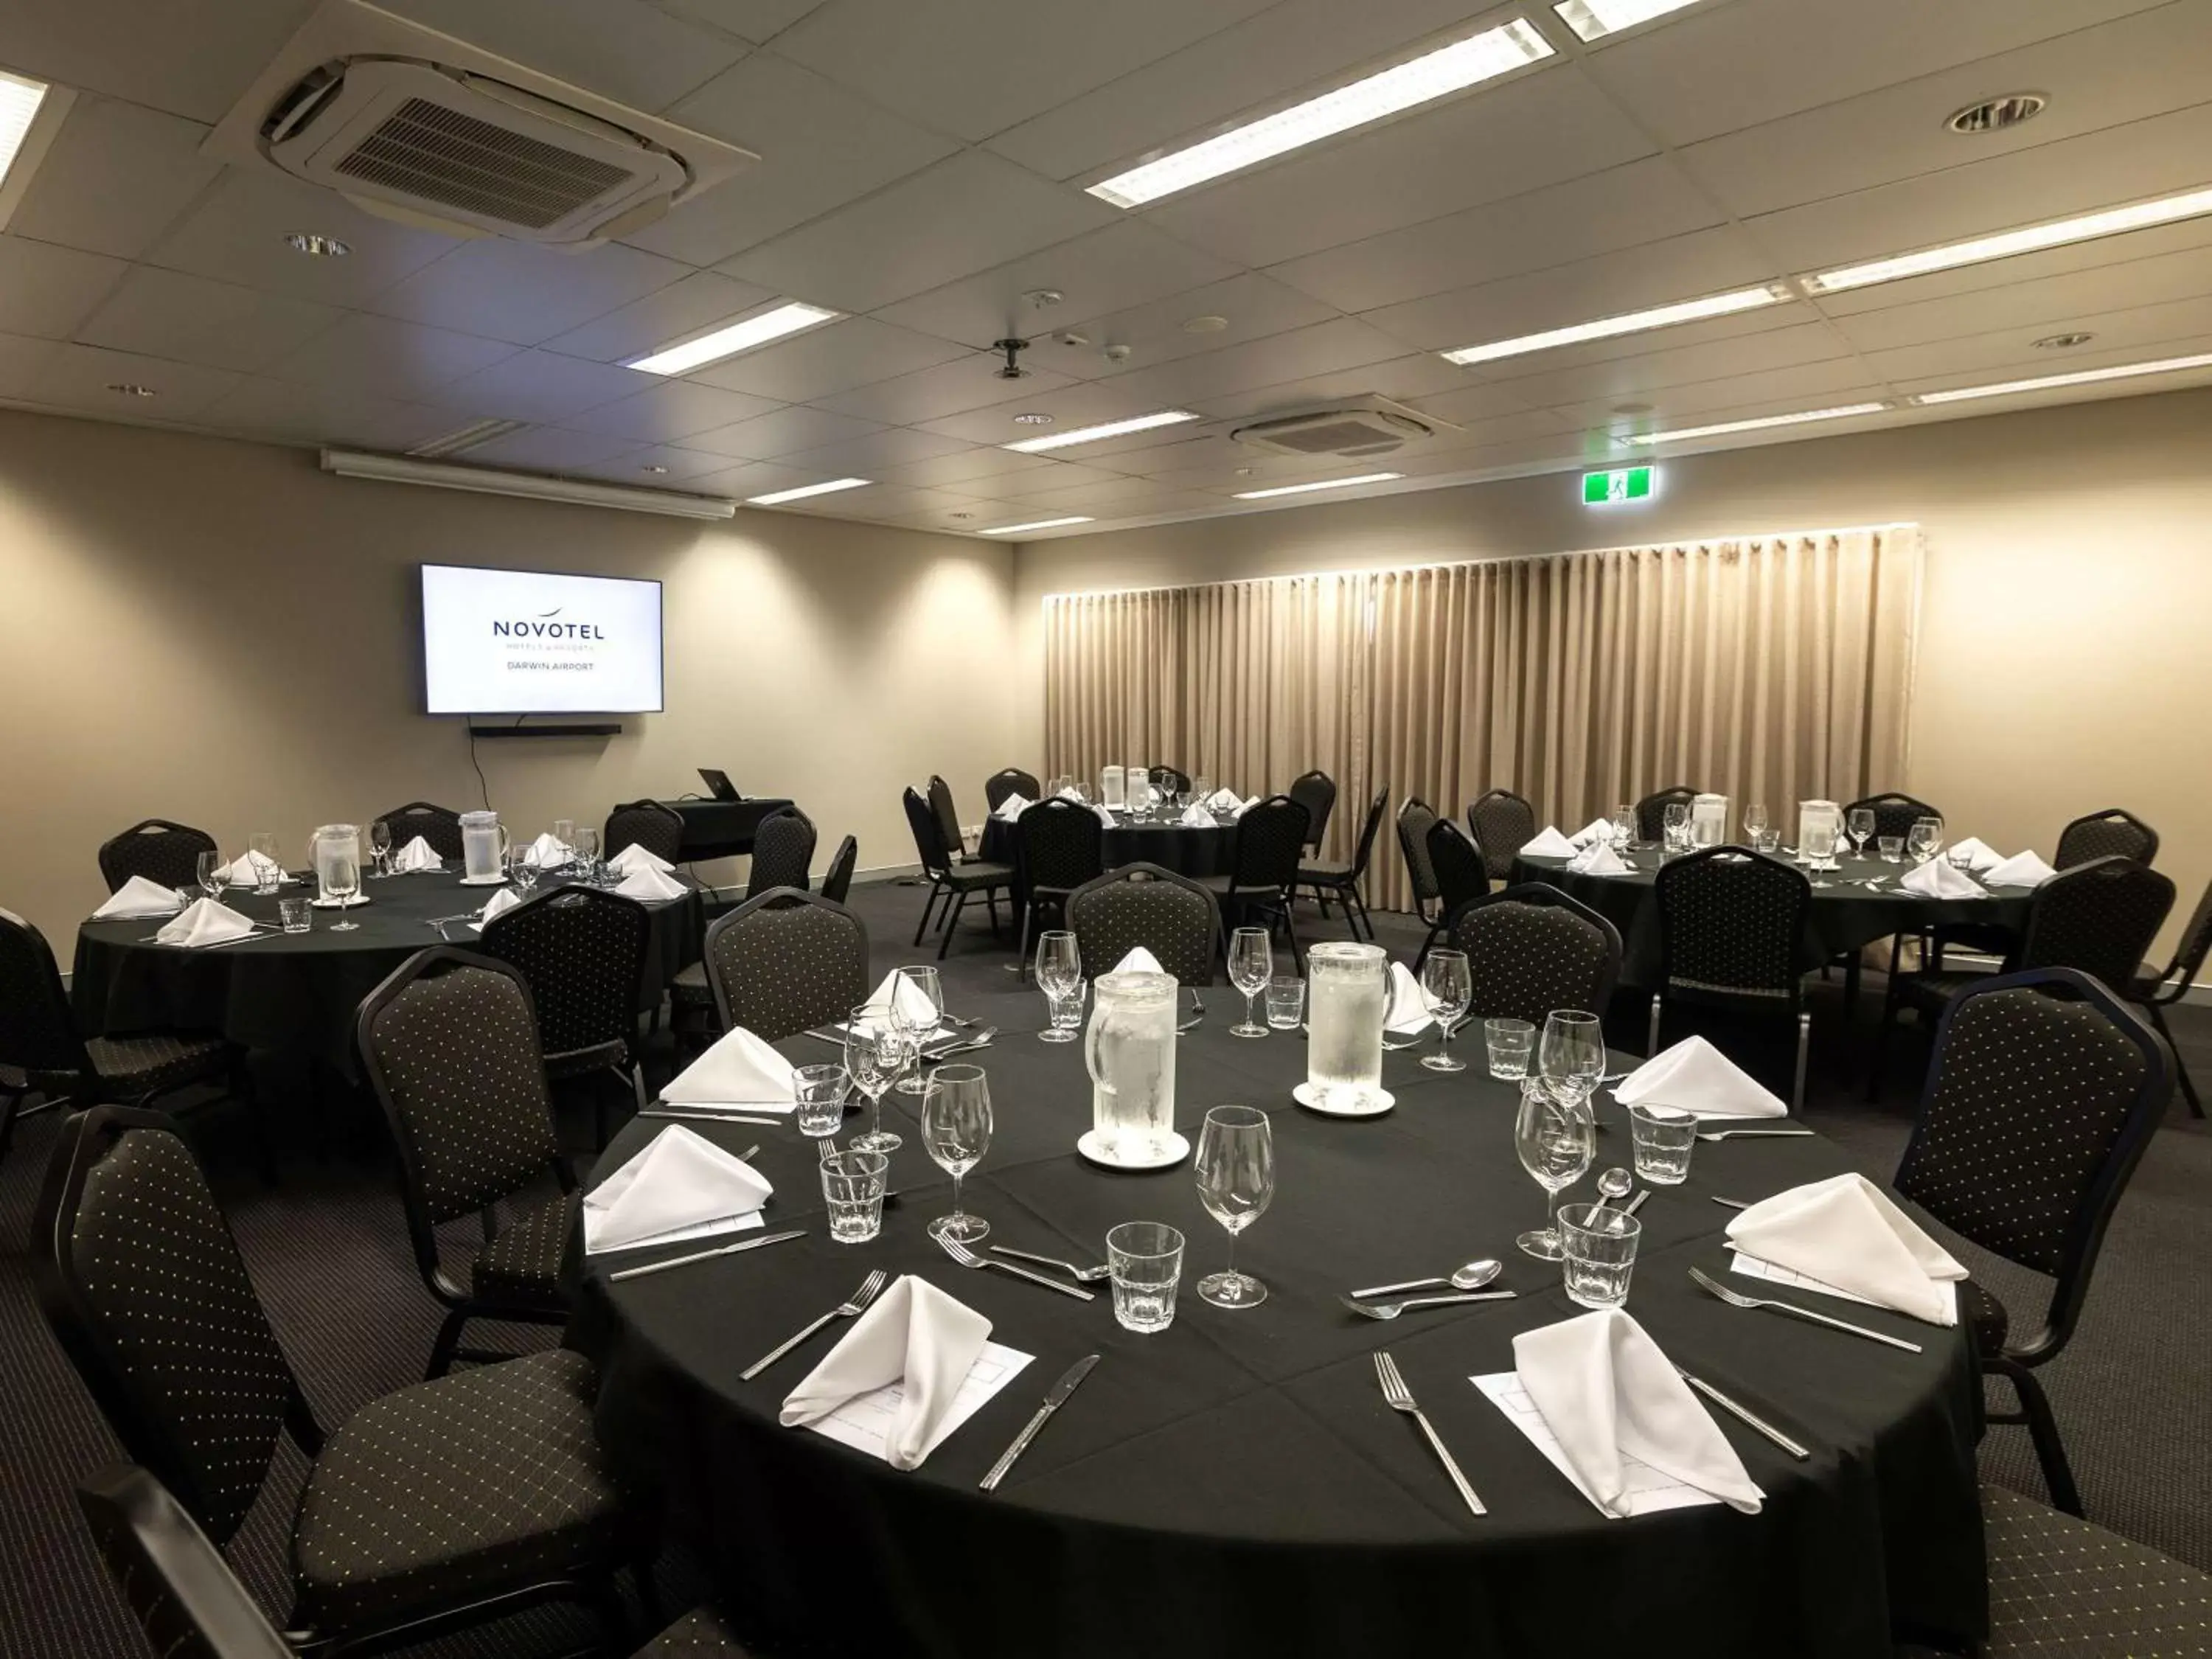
[1243,990,1256,1027]
[1545,1184,1561,1237]
[949,1170,963,1222]
[1224,1229,1239,1279]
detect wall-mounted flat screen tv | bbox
[421,563,664,714]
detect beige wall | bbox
[0,408,1018,949]
[1012,386,2212,955]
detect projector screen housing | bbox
[421,563,664,714]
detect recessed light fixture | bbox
[1023,288,1065,308]
[409,417,531,459]
[105,383,157,397]
[639,464,669,474]
[745,477,872,505]
[947,511,975,520]
[1621,403,1889,445]
[2033,332,2096,349]
[628,301,839,376]
[0,69,54,193]
[1554,0,1708,44]
[1947,94,2047,136]
[1086,19,1552,209]
[1441,285,1792,366]
[1910,350,2212,406]
[1233,472,1404,499]
[1004,410,1200,453]
[1804,184,2212,293]
[978,515,1094,535]
[1011,412,1055,425]
[284,232,352,257]
[1183,314,1229,333]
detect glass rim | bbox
[1106,1220,1185,1258]
[1557,1201,1641,1238]
[1202,1103,1267,1129]
[1628,1102,1695,1126]
[822,1149,888,1176]
[793,1061,845,1082]
[928,1062,987,1085]
[1484,1016,1536,1034]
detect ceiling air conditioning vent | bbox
[331,91,636,230]
[1230,405,1434,459]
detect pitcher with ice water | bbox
[1082,969,1187,1168]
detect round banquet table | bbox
[71,869,705,1075]
[566,1016,1986,1659]
[1509,847,2035,985]
[979,812,1235,879]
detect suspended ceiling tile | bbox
[1069,271,1343,378]
[559,378,785,442]
[1186,352,1477,422]
[1096,316,1410,408]
[1826,243,2212,354]
[652,0,832,44]
[0,234,131,340]
[540,270,781,363]
[195,376,463,451]
[978,459,1139,497]
[681,402,886,458]
[1863,305,2212,384]
[379,0,750,112]
[810,352,1077,426]
[773,425,976,473]
[684,315,972,402]
[28,341,244,418]
[868,445,1062,489]
[687,457,857,497]
[0,0,317,123]
[1812,216,2212,318]
[568,441,751,481]
[143,170,465,306]
[1545,359,1889,430]
[260,312,521,400]
[7,97,222,261]
[0,332,63,398]
[425,349,658,422]
[366,238,694,347]
[911,378,1194,445]
[1481,320,1859,408]
[74,265,343,374]
[453,425,645,470]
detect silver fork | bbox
[992,1245,1110,1283]
[1687,1266,1923,1352]
[740,1269,889,1380]
[1374,1351,1486,1518]
[936,1234,1096,1301]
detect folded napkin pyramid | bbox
[582,1124,773,1253]
[1521,826,1578,859]
[1513,1310,1764,1517]
[1568,818,1614,849]
[860,969,943,1034]
[470,886,523,932]
[93,875,185,919]
[522,832,571,868]
[1055,786,1085,803]
[615,863,688,902]
[1726,1173,1965,1326]
[1568,842,1630,876]
[991,793,1031,822]
[663,1026,798,1110]
[154,897,258,948]
[1384,960,1433,1035]
[608,842,673,876]
[1615,1036,1785,1119]
[1945,836,2003,872]
[781,1275,992,1471]
[1179,803,1217,828]
[1983,849,2058,888]
[1110,945,1166,976]
[1205,787,1242,813]
[390,835,442,873]
[1900,858,1984,900]
[219,851,291,888]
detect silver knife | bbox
[606,1228,805,1282]
[1674,1366,1811,1461]
[979,1354,1100,1492]
[1623,1189,1652,1217]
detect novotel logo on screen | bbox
[490,607,607,641]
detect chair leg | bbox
[2145,1002,2204,1118]
[1280,894,1304,975]
[1017,904,1036,984]
[425,1307,470,1380]
[1842,952,1862,1027]
[1866,978,1903,1102]
[1792,1010,1811,1113]
[913,882,942,947]
[1413,918,1441,975]
[1646,994,1662,1058]
[1995,1358,2083,1516]
[232,1057,277,1186]
[936,891,967,961]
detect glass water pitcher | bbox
[459,810,509,882]
[1307,942,1388,1112]
[310,824,362,905]
[1084,969,1179,1164]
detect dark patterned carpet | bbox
[4,878,2205,1657]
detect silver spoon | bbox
[1349,1258,1503,1300]
[1340,1290,1517,1320]
[1596,1166,1633,1208]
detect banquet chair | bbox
[1448,884,1622,1030]
[2055,807,2159,869]
[820,835,858,904]
[984,768,1041,811]
[1967,1484,2212,1652]
[1897,970,2171,1515]
[1843,791,1944,843]
[2126,875,2212,1118]
[605,799,685,865]
[1652,846,1814,1108]
[1201,796,1310,969]
[1287,769,1337,854]
[97,818,217,894]
[355,948,580,1377]
[1015,799,1105,980]
[35,1107,653,1653]
[1467,788,1537,880]
[478,886,652,1150]
[1837,792,1950,1011]
[1634,785,1700,844]
[744,808,815,899]
[902,789,1012,959]
[1297,786,1388,942]
[703,888,869,1043]
[1149,764,1192,797]
[928,775,972,862]
[0,907,268,1179]
[374,801,466,862]
[1068,863,1220,987]
[1394,797,1443,925]
[1416,818,1490,970]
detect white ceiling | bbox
[4,0,2212,538]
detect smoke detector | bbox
[1230,400,1437,459]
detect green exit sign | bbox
[1582,465,1657,505]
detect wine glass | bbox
[1610,804,1635,851]
[573,824,602,883]
[1846,807,1876,860]
[367,818,392,879]
[1743,803,1769,844]
[1034,931,1082,1043]
[1908,815,1944,865]
[922,1064,992,1245]
[844,1006,908,1154]
[248,832,282,894]
[508,843,539,895]
[1228,928,1273,1038]
[196,849,229,905]
[1540,1009,1605,1106]
[325,848,361,931]
[891,964,943,1093]
[1515,1079,1596,1259]
[1662,801,1691,852]
[1419,949,1472,1072]
[1194,1105,1273,1308]
[552,819,576,866]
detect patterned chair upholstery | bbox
[1634,785,1700,844]
[1467,789,1537,880]
[1298,786,1388,942]
[1975,1483,2212,1654]
[984,768,1041,810]
[1200,796,1310,967]
[97,819,215,894]
[1843,791,1943,843]
[927,775,970,862]
[1015,799,1105,976]
[820,834,858,904]
[1068,863,1220,988]
[636,1607,751,1654]
[1448,885,1623,1029]
[374,801,467,862]
[903,788,1012,960]
[1394,798,1442,919]
[605,799,684,864]
[1652,846,1814,1107]
[2128,875,2212,1118]
[479,886,651,1147]
[355,950,577,1376]
[1287,770,1337,852]
[2055,807,2158,869]
[745,809,816,899]
[1416,818,1490,970]
[1896,972,2171,1515]
[35,1109,645,1649]
[703,888,869,1044]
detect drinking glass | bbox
[1742,803,1769,844]
[1048,978,1088,1040]
[1264,975,1306,1030]
[794,1063,847,1140]
[248,832,281,894]
[844,1006,907,1154]
[1846,807,1876,858]
[1877,835,1904,863]
[922,1064,992,1245]
[509,846,540,895]
[1539,1009,1605,1106]
[1559,1203,1641,1310]
[821,1150,889,1245]
[1419,948,1472,1072]
[892,964,945,1093]
[573,825,602,883]
[1908,815,1944,864]
[368,818,392,878]
[325,853,361,931]
[1034,931,1082,1042]
[1662,801,1691,853]
[1628,1104,1697,1184]
[1193,776,1212,804]
[1194,1105,1273,1308]
[1484,1018,1535,1080]
[1228,928,1273,1038]
[1515,1080,1595,1260]
[1106,1221,1184,1334]
[278,897,311,934]
[1809,824,1843,873]
[196,850,228,905]
[1610,804,1635,850]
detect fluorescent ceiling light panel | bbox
[1910,350,2212,406]
[1622,403,1888,445]
[978,516,1093,535]
[1087,20,1553,209]
[1233,472,1404,499]
[1441,285,1789,366]
[628,301,838,375]
[1004,411,1200,453]
[1806,186,2212,294]
[0,70,50,189]
[746,477,872,504]
[1554,0,1708,43]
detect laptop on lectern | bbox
[698,768,740,801]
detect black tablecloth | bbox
[72,869,705,1074]
[667,798,796,863]
[979,813,1235,878]
[568,1016,1985,1659]
[1509,849,2035,984]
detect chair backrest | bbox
[78,1463,295,1659]
[1426,818,1490,918]
[1226,796,1310,894]
[1149,764,1192,796]
[97,819,216,894]
[2149,876,2212,991]
[926,776,965,857]
[604,799,684,863]
[984,768,1041,810]
[0,907,93,1078]
[1653,845,1811,1005]
[1467,789,1537,879]
[478,886,650,1063]
[904,787,954,880]
[1017,799,1105,894]
[32,1108,303,1545]
[1394,797,1441,908]
[2015,856,2176,990]
[1843,791,1942,843]
[2055,807,2159,869]
[375,801,465,861]
[1067,863,1220,987]
[1342,786,1390,880]
[746,807,816,898]
[820,834,858,904]
[1448,884,1623,1028]
[1634,785,1700,844]
[1898,970,2170,1353]
[1285,771,1337,848]
[703,888,869,1043]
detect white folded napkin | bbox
[1614,1036,1786,1119]
[153,897,258,947]
[1384,960,1433,1035]
[1514,1310,1763,1517]
[1568,817,1614,848]
[470,886,524,932]
[1725,1172,1965,1326]
[1179,803,1217,828]
[1945,836,2003,872]
[218,852,291,888]
[390,835,442,873]
[1983,850,2058,887]
[1900,859,1984,900]
[860,969,943,1034]
[582,1124,773,1253]
[663,1026,798,1110]
[1110,945,1166,976]
[1521,826,1577,858]
[1093,804,1117,827]
[780,1275,992,1471]
[1055,786,1085,802]
[94,875,186,919]
[607,842,674,875]
[614,863,688,902]
[1205,787,1241,813]
[522,832,571,868]
[1567,842,1630,876]
[991,792,1032,823]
